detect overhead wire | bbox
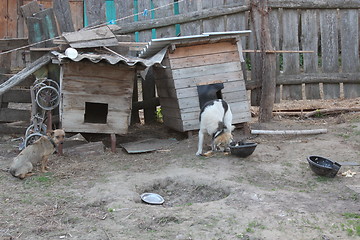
[0,0,185,56]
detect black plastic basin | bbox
[307,155,341,178]
[229,142,257,158]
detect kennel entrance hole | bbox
[137,178,231,207]
[197,83,224,109]
[84,102,108,124]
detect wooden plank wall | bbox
[61,61,135,134]
[161,40,250,132]
[108,0,360,102]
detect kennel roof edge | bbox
[51,47,168,69]
[139,30,251,58]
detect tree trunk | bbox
[250,0,277,122]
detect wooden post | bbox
[250,0,277,122]
[131,73,140,124]
[30,86,37,123]
[110,133,116,153]
[142,67,156,123]
[0,53,51,96]
[46,110,52,133]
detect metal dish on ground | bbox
[229,142,257,158]
[307,156,340,178]
[307,155,359,178]
[140,193,165,205]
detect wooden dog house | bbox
[53,51,165,134]
[139,31,252,132]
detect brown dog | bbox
[9,129,65,179]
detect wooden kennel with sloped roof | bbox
[139,31,252,132]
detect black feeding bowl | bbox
[229,142,257,158]
[307,155,341,178]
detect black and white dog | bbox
[196,99,234,156]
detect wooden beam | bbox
[0,123,27,134]
[242,50,314,53]
[251,129,328,135]
[29,47,60,51]
[0,38,28,51]
[247,73,360,90]
[0,108,31,122]
[268,0,360,9]
[277,73,360,85]
[0,54,51,96]
[62,26,118,48]
[116,5,250,34]
[304,108,360,118]
[2,89,31,103]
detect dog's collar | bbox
[47,136,57,148]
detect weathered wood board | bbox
[0,108,30,122]
[84,0,106,27]
[301,10,320,99]
[53,0,75,33]
[27,17,46,46]
[20,1,42,27]
[203,16,226,33]
[341,9,360,98]
[320,10,339,99]
[63,26,119,48]
[282,9,301,100]
[33,8,59,47]
[154,39,250,132]
[60,61,135,134]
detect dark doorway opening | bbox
[84,102,108,124]
[197,83,224,109]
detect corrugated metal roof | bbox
[138,31,251,58]
[51,47,168,68]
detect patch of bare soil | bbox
[1,99,360,240]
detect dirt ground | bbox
[1,99,360,240]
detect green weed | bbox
[244,220,266,234]
[315,176,331,182]
[23,172,54,188]
[341,213,360,237]
[314,109,324,118]
[155,107,163,123]
[337,133,351,139]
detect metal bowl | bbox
[307,155,340,178]
[229,142,257,158]
[140,193,164,205]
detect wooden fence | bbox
[2,0,359,103]
[108,0,360,103]
[0,0,359,128]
